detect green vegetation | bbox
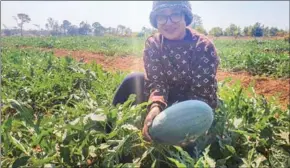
[1,46,289,167]
[1,36,145,56]
[215,39,289,78]
[2,36,289,78]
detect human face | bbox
[155,8,187,40]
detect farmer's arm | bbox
[143,37,169,111]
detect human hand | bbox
[142,105,161,142]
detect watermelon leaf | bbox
[151,159,157,168]
[194,156,204,167]
[225,145,236,155]
[167,157,187,167]
[9,135,30,155]
[203,145,216,168]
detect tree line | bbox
[2,13,134,37]
[190,14,288,38]
[1,13,289,38]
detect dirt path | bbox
[27,47,290,110]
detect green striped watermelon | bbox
[148,100,214,145]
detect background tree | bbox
[247,26,253,36]
[78,21,91,35]
[67,25,79,36]
[190,14,208,35]
[243,26,250,36]
[13,13,31,36]
[45,18,52,31]
[269,27,279,36]
[224,24,241,37]
[263,26,270,37]
[111,28,118,35]
[191,14,203,29]
[105,27,113,35]
[124,27,132,37]
[2,24,11,36]
[138,26,157,37]
[61,20,71,35]
[251,22,264,37]
[33,24,40,30]
[195,26,208,35]
[45,17,60,36]
[2,24,12,36]
[276,29,286,37]
[117,25,126,36]
[52,21,60,36]
[209,27,223,37]
[92,22,105,36]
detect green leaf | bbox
[9,99,37,132]
[231,129,257,139]
[225,145,236,154]
[2,117,13,131]
[44,164,56,168]
[172,145,195,164]
[60,146,71,165]
[2,118,13,155]
[203,145,216,168]
[84,113,107,123]
[279,144,290,154]
[194,157,204,168]
[30,155,57,166]
[216,157,231,167]
[99,143,110,150]
[89,145,97,157]
[254,154,267,168]
[138,147,154,164]
[32,128,54,147]
[151,159,157,168]
[9,134,29,155]
[167,157,186,167]
[121,124,138,131]
[12,156,30,168]
[233,117,243,128]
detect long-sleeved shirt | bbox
[143,27,220,110]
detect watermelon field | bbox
[1,36,290,167]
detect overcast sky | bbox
[1,1,289,32]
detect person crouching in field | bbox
[112,1,220,156]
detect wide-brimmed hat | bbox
[149,1,193,28]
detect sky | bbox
[1,1,289,32]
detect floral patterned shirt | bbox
[143,28,220,110]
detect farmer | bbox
[112,0,220,152]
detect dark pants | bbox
[112,72,189,107]
[112,72,147,106]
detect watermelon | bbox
[148,100,214,145]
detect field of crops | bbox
[1,36,290,167]
[2,36,289,78]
